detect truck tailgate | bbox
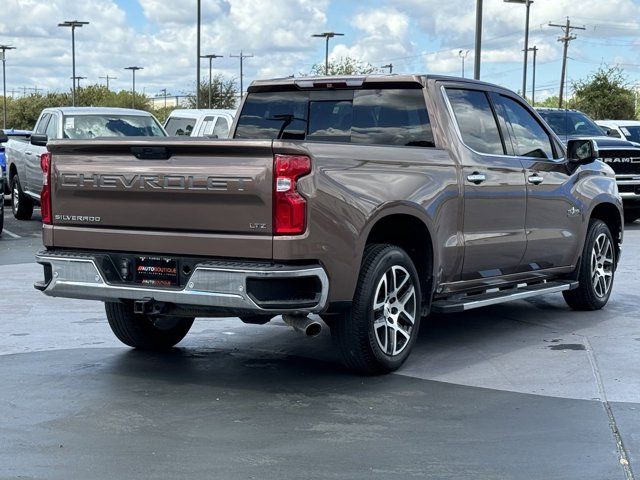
[47,139,275,258]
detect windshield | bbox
[618,125,640,143]
[62,115,166,139]
[538,110,604,137]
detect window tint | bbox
[235,91,308,140]
[308,100,352,141]
[45,115,58,139]
[352,89,434,147]
[35,114,51,135]
[496,96,554,159]
[447,89,504,155]
[165,117,196,136]
[213,117,230,138]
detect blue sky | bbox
[2,0,640,102]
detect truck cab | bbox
[163,109,236,138]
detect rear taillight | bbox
[40,152,52,224]
[273,154,311,235]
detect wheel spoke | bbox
[388,327,397,355]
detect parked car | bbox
[164,109,235,138]
[537,108,640,223]
[36,75,622,374]
[0,128,31,195]
[595,120,640,145]
[6,107,167,221]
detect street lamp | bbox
[58,20,89,107]
[124,66,143,108]
[459,50,470,78]
[201,54,223,108]
[474,0,483,80]
[196,0,201,108]
[0,45,16,129]
[312,32,344,75]
[504,0,533,97]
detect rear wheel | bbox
[331,244,422,374]
[563,219,615,311]
[105,301,194,350]
[11,175,34,220]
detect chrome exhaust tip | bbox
[282,314,322,338]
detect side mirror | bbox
[0,130,8,144]
[567,138,598,164]
[30,134,48,147]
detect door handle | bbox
[528,174,544,185]
[467,172,486,185]
[24,151,33,156]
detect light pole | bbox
[201,54,223,108]
[312,32,344,75]
[504,0,533,98]
[58,20,89,107]
[526,46,538,105]
[474,0,483,80]
[196,0,202,108]
[381,63,393,74]
[124,66,143,108]
[459,50,470,78]
[0,45,15,129]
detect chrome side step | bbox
[431,281,578,314]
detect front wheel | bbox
[563,219,616,311]
[105,302,194,350]
[331,244,422,374]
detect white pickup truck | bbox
[6,107,167,220]
[163,109,235,138]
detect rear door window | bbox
[446,89,505,155]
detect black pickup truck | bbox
[537,108,640,222]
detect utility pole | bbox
[99,74,117,90]
[381,63,393,74]
[124,66,143,108]
[526,46,538,105]
[458,50,470,78]
[71,76,86,89]
[312,32,344,75]
[201,54,223,108]
[196,0,201,108]
[474,0,483,80]
[230,51,253,100]
[58,20,89,107]
[504,0,533,102]
[549,18,585,108]
[158,88,171,108]
[0,44,16,129]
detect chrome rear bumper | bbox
[35,251,329,314]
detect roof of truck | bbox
[596,119,640,127]
[248,74,512,91]
[43,107,155,116]
[166,109,236,119]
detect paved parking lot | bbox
[1,213,639,479]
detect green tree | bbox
[310,57,377,76]
[571,66,636,120]
[187,74,238,109]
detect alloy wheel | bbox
[372,265,417,356]
[591,233,614,298]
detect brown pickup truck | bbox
[35,75,623,373]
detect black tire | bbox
[105,301,194,350]
[0,196,4,235]
[331,244,423,374]
[563,219,615,311]
[11,175,34,221]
